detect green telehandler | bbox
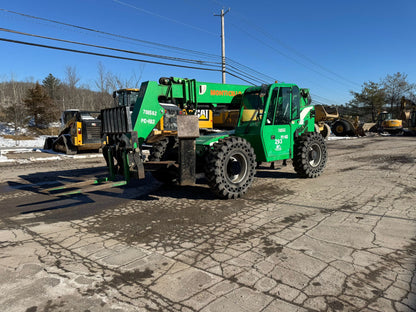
[100,77,327,199]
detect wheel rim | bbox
[226,152,248,183]
[335,125,344,134]
[308,143,322,167]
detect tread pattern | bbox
[205,136,256,199]
[293,132,327,178]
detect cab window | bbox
[275,87,291,124]
[292,86,300,119]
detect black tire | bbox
[321,123,331,139]
[149,137,179,184]
[293,132,327,178]
[331,120,349,136]
[205,136,256,199]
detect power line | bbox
[0,7,273,84]
[0,8,220,61]
[0,36,265,86]
[112,0,217,36]
[0,28,266,85]
[0,7,347,103]
[1,37,342,103]
[311,93,343,106]
[0,37,222,72]
[230,13,360,88]
[229,21,358,91]
[0,28,221,67]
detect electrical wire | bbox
[229,21,358,91]
[0,28,221,67]
[112,0,217,36]
[0,37,222,72]
[0,8,346,103]
[230,12,360,88]
[0,8,221,61]
[0,8,275,85]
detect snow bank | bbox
[0,122,48,148]
[0,136,48,148]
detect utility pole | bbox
[214,8,230,84]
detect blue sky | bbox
[0,0,415,105]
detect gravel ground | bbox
[0,135,415,312]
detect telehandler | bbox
[100,77,327,199]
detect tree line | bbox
[345,72,416,122]
[0,67,414,132]
[0,63,142,133]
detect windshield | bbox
[240,91,266,125]
[115,91,139,107]
[62,111,77,124]
[380,112,392,121]
[129,92,139,107]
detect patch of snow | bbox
[0,135,48,148]
[0,122,49,148]
[0,123,103,163]
[327,136,358,141]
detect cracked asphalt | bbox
[0,135,415,311]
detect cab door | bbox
[262,87,293,161]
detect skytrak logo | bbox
[210,90,243,97]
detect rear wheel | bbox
[205,136,256,199]
[293,132,327,178]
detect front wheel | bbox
[149,136,179,184]
[205,136,256,199]
[332,120,350,136]
[321,123,331,139]
[293,132,327,178]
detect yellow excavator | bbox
[369,111,403,135]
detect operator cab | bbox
[60,109,80,127]
[378,111,392,121]
[236,83,307,162]
[113,88,140,111]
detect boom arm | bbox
[127,77,249,146]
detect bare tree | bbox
[0,74,31,133]
[106,64,144,91]
[95,62,110,94]
[382,72,416,117]
[94,62,114,109]
[65,65,80,89]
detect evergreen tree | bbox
[42,73,61,100]
[24,82,59,127]
[348,81,385,122]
